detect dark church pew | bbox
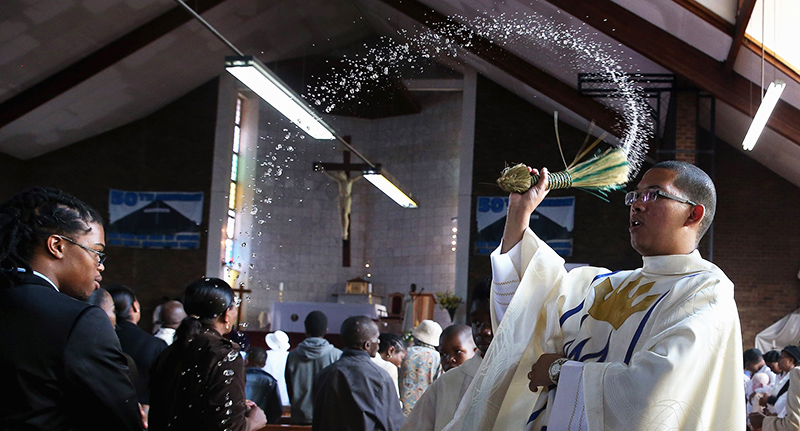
[258,425,311,430]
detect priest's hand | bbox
[502,167,550,253]
[527,353,564,392]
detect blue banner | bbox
[107,190,204,249]
[475,196,575,256]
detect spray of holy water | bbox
[306,10,653,177]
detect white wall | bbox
[233,90,464,330]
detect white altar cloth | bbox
[271,301,387,334]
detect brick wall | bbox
[675,91,697,164]
[713,143,800,348]
[0,79,220,330]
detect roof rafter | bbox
[0,0,228,130]
[377,0,621,136]
[544,0,800,149]
[724,0,758,73]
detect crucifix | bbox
[313,137,370,267]
[231,281,252,329]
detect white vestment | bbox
[401,354,481,431]
[444,229,745,431]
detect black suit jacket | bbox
[116,320,167,405]
[0,272,142,430]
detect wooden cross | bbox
[313,137,371,267]
[231,282,252,329]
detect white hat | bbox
[265,330,290,351]
[412,320,443,347]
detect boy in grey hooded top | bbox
[285,311,342,424]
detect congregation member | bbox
[438,324,477,373]
[286,310,342,424]
[149,277,267,431]
[0,187,143,430]
[759,347,800,418]
[745,348,777,414]
[153,299,187,345]
[401,280,493,431]
[765,350,783,376]
[244,346,283,424]
[312,316,404,431]
[376,333,407,396]
[446,161,744,430]
[751,346,800,430]
[264,330,292,407]
[372,339,402,399]
[399,319,442,416]
[108,284,168,410]
[88,287,139,386]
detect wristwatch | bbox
[548,358,570,385]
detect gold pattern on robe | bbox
[588,276,660,330]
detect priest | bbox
[445,161,744,431]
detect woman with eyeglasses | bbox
[0,186,143,430]
[148,277,267,431]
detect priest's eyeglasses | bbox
[56,235,107,266]
[624,189,697,207]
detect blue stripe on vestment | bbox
[580,332,613,362]
[560,299,585,327]
[623,290,671,365]
[528,402,547,424]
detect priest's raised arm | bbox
[444,161,745,431]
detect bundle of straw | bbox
[496,147,630,196]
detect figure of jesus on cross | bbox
[314,140,371,267]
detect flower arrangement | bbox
[436,291,463,319]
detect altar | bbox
[271,301,388,335]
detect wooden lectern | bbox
[407,292,436,329]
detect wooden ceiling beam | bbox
[724,0,758,73]
[0,0,228,130]
[544,0,800,148]
[377,0,621,135]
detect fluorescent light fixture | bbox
[225,55,336,140]
[742,80,786,151]
[363,166,418,208]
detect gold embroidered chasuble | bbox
[444,228,744,431]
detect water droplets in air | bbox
[305,10,651,176]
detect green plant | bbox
[436,290,463,310]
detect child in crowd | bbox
[438,325,477,373]
[400,280,493,431]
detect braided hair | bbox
[0,187,103,286]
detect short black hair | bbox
[440,324,472,345]
[470,276,492,313]
[87,287,113,309]
[341,315,377,350]
[0,187,103,286]
[246,346,267,368]
[764,350,781,363]
[378,333,406,354]
[743,348,763,367]
[305,310,328,337]
[106,284,137,322]
[651,161,716,244]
